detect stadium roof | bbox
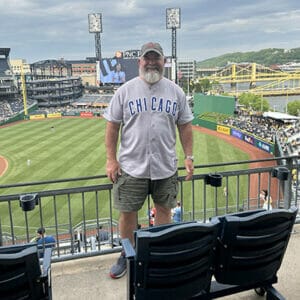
[0,48,10,57]
[263,111,300,122]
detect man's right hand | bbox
[106,159,121,183]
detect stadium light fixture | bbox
[166,8,181,84]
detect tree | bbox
[238,93,270,112]
[287,100,300,116]
[191,78,212,93]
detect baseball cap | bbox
[140,42,164,57]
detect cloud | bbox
[1,0,299,62]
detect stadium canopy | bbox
[0,48,10,58]
[263,111,300,123]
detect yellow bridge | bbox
[195,63,300,97]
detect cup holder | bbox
[19,193,39,211]
[205,173,223,187]
[271,167,289,181]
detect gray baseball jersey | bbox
[103,76,194,180]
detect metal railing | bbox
[0,155,299,262]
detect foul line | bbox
[0,155,8,177]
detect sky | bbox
[1,0,300,63]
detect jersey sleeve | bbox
[103,91,123,123]
[177,90,194,125]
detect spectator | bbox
[172,201,182,222]
[35,227,56,257]
[260,189,273,210]
[149,205,156,226]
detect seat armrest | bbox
[122,238,136,258]
[41,247,52,277]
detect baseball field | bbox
[0,117,254,232]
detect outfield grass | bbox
[0,118,250,233]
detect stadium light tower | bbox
[88,13,102,84]
[166,8,181,84]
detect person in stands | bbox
[260,189,273,210]
[172,201,182,222]
[35,227,56,257]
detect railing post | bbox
[284,157,293,209]
[0,217,2,246]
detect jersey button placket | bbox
[149,118,156,177]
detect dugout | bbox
[193,94,236,115]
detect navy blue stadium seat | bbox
[210,206,298,299]
[124,207,297,300]
[0,242,52,300]
[123,220,220,300]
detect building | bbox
[0,48,18,100]
[26,77,83,107]
[67,58,97,86]
[177,59,196,80]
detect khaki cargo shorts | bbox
[113,171,178,212]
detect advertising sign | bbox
[29,114,45,120]
[231,128,243,140]
[217,125,230,135]
[80,112,94,118]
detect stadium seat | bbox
[124,207,297,299]
[210,206,298,299]
[0,242,52,300]
[122,220,220,300]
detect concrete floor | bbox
[52,224,300,300]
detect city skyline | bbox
[1,0,300,63]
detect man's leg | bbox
[110,172,148,279]
[119,211,138,245]
[154,203,171,225]
[110,212,137,279]
[152,172,178,226]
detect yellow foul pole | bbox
[21,64,28,116]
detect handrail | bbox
[0,155,299,263]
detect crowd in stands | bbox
[277,120,300,156]
[0,98,34,122]
[221,114,300,157]
[0,100,13,121]
[222,115,278,143]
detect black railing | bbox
[0,155,299,262]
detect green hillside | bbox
[197,47,300,67]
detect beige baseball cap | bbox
[140,42,164,57]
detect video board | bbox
[97,58,139,84]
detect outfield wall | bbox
[25,111,101,120]
[193,119,274,154]
[193,94,236,115]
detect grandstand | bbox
[0,48,26,122]
[0,48,18,100]
[30,59,72,77]
[25,77,83,107]
[72,93,113,108]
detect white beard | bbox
[140,69,162,84]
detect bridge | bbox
[195,63,300,96]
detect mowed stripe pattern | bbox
[0,118,249,234]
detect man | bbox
[103,42,194,279]
[35,227,56,258]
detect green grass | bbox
[0,118,250,234]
